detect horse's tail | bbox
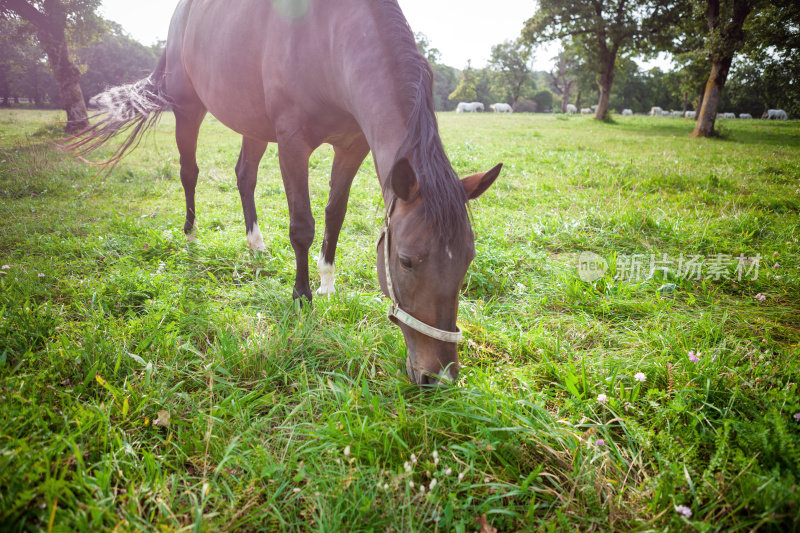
[63,52,171,168]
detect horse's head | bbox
[377,158,502,386]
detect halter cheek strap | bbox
[379,197,463,344]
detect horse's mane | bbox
[373,0,470,243]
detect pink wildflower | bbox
[675,505,692,518]
[595,439,605,446]
[634,372,646,382]
[794,412,800,422]
[755,293,767,302]
[688,351,700,363]
[597,393,608,404]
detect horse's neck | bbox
[345,69,410,192]
[333,5,417,193]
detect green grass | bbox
[1,110,799,531]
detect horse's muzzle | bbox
[406,356,459,387]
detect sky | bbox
[98,0,559,71]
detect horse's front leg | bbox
[235,137,268,252]
[277,131,314,303]
[317,138,370,296]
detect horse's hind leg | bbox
[235,137,268,251]
[317,137,370,295]
[174,104,207,240]
[276,131,314,303]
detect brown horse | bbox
[71,0,502,386]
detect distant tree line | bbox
[420,20,798,125]
[425,0,798,138]
[519,0,800,136]
[1,0,797,139]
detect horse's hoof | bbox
[317,254,335,296]
[247,222,266,252]
[292,290,313,307]
[316,285,336,296]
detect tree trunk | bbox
[594,54,616,120]
[6,0,89,132]
[682,92,688,114]
[575,90,582,111]
[41,37,89,132]
[690,56,732,137]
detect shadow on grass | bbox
[608,118,800,147]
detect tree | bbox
[676,0,799,135]
[531,90,554,112]
[414,31,441,65]
[431,63,458,111]
[668,53,710,115]
[487,40,535,107]
[415,32,458,111]
[78,23,159,103]
[736,1,800,116]
[683,0,759,136]
[1,0,103,131]
[0,18,25,106]
[549,48,578,112]
[522,0,679,120]
[448,61,479,103]
[608,57,650,113]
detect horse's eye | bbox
[399,256,414,270]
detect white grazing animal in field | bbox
[671,111,682,117]
[622,109,633,115]
[566,104,577,114]
[490,103,512,113]
[580,107,592,114]
[661,110,670,116]
[739,113,752,119]
[763,109,788,120]
[723,112,736,119]
[650,106,663,116]
[685,111,696,118]
[456,101,483,113]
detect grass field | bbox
[1,109,799,532]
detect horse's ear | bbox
[389,157,418,201]
[461,163,502,200]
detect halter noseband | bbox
[378,197,463,344]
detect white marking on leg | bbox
[446,246,453,260]
[246,221,266,252]
[316,251,336,295]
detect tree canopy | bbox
[487,40,535,107]
[522,0,680,119]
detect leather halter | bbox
[378,197,463,344]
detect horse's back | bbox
[165,0,368,144]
